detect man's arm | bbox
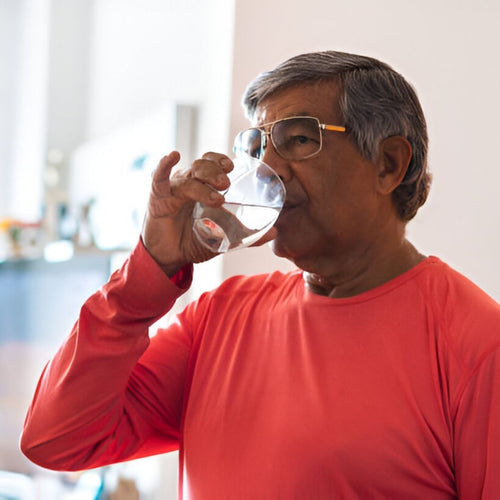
[20,150,273,471]
[454,345,500,498]
[20,240,193,470]
[20,150,230,470]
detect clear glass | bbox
[192,155,285,253]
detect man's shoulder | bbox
[419,256,499,311]
[419,257,500,364]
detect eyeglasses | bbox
[233,116,346,161]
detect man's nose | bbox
[260,139,292,184]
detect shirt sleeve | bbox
[20,239,194,471]
[454,345,500,499]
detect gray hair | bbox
[242,51,431,221]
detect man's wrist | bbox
[137,237,192,289]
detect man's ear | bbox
[376,136,412,195]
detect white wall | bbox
[46,0,92,158]
[86,0,235,159]
[0,0,50,220]
[226,0,500,300]
[0,0,235,218]
[82,0,237,304]
[0,1,22,215]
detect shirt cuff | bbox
[100,239,193,322]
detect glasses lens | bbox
[272,117,321,160]
[234,128,263,159]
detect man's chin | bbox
[269,237,294,260]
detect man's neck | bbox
[303,237,425,299]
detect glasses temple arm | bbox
[321,124,346,133]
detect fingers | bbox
[192,152,233,190]
[142,151,240,274]
[189,152,233,191]
[148,151,230,219]
[169,153,233,208]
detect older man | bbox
[22,51,500,499]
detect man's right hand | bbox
[141,150,233,277]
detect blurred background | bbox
[1,0,499,498]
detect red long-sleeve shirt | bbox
[21,241,500,498]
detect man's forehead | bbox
[253,81,341,126]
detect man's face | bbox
[254,82,385,273]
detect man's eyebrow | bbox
[256,114,313,127]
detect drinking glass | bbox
[192,155,285,253]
